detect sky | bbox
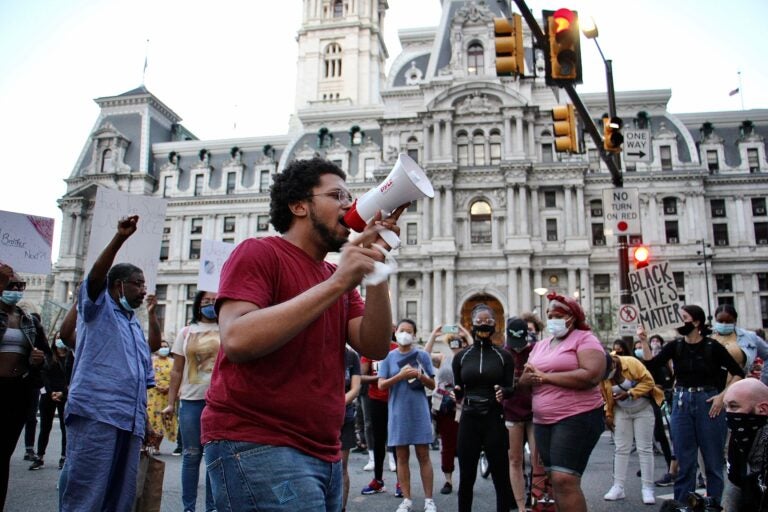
[1,0,766,262]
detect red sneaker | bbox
[361,479,386,495]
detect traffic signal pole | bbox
[512,0,633,341]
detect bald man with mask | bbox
[723,379,768,511]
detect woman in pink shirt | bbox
[519,293,606,512]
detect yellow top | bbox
[601,356,664,421]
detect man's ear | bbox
[755,401,768,416]
[288,199,308,218]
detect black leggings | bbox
[651,399,674,468]
[23,388,40,450]
[369,398,389,481]
[457,411,513,512]
[0,376,38,509]
[37,393,66,459]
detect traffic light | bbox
[603,115,624,153]
[632,245,650,269]
[494,15,524,76]
[552,104,578,153]
[543,8,582,85]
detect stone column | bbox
[527,117,536,158]
[647,194,658,243]
[521,268,532,311]
[445,268,455,321]
[506,185,516,236]
[422,193,432,241]
[70,213,82,256]
[444,119,453,159]
[568,268,577,297]
[514,116,524,156]
[735,196,746,244]
[580,268,591,313]
[432,189,442,238]
[443,186,454,237]
[508,267,519,314]
[530,186,540,238]
[433,121,442,160]
[433,269,443,326]
[519,186,529,235]
[503,115,513,157]
[389,274,399,320]
[576,185,586,237]
[422,271,432,332]
[423,124,431,163]
[564,186,573,237]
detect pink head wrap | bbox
[547,292,590,331]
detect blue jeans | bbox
[670,388,727,504]
[204,440,343,511]
[179,400,215,512]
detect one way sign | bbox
[623,129,651,163]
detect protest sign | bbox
[198,239,236,292]
[0,210,54,274]
[628,260,684,332]
[85,187,167,292]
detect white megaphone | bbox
[343,153,435,248]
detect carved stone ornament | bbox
[654,121,677,141]
[386,145,400,163]
[453,0,494,25]
[359,136,381,153]
[456,92,498,115]
[325,138,349,158]
[193,149,211,170]
[405,61,423,85]
[295,141,320,161]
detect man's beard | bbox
[309,207,347,252]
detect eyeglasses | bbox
[122,279,146,290]
[472,318,496,326]
[6,281,26,291]
[310,189,354,207]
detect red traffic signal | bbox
[544,8,582,85]
[632,245,650,269]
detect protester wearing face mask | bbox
[376,319,437,512]
[0,264,50,508]
[146,341,176,451]
[60,216,162,511]
[452,304,516,512]
[722,378,768,511]
[638,304,745,506]
[502,317,543,511]
[712,304,768,382]
[30,333,74,471]
[518,293,606,512]
[162,291,220,512]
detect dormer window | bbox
[467,43,484,75]
[101,149,113,173]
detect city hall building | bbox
[49,0,768,342]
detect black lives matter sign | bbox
[628,261,684,332]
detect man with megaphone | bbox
[200,157,415,511]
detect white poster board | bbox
[84,187,168,292]
[0,210,54,274]
[197,239,236,292]
[628,261,684,332]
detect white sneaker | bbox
[424,498,437,512]
[363,452,374,471]
[388,453,397,472]
[603,484,626,501]
[395,498,413,512]
[642,488,655,505]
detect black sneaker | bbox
[24,449,35,461]
[655,473,674,487]
[172,447,182,456]
[29,458,44,470]
[440,482,452,495]
[58,457,66,470]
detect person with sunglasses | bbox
[201,158,403,511]
[59,215,162,512]
[0,264,50,509]
[452,304,516,512]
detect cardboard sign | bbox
[84,187,167,292]
[0,210,54,274]
[197,239,236,292]
[628,261,684,332]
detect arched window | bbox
[456,131,469,166]
[470,200,492,244]
[406,136,419,164]
[467,43,484,75]
[489,129,502,165]
[473,130,486,166]
[333,0,344,18]
[540,129,554,163]
[324,43,343,78]
[101,149,113,173]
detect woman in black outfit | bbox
[452,304,516,512]
[639,304,745,506]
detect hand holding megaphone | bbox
[342,153,435,250]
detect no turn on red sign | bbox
[602,187,641,236]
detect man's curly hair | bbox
[269,158,346,233]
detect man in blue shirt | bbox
[60,215,161,512]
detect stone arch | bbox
[459,292,506,346]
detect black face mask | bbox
[527,331,539,344]
[676,322,696,336]
[726,412,767,453]
[472,324,495,339]
[506,337,528,351]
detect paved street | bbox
[8,422,676,511]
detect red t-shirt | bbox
[362,342,398,402]
[201,237,365,462]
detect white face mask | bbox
[395,331,414,346]
[547,318,569,338]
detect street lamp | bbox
[696,240,714,324]
[534,287,549,317]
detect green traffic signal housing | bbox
[494,15,525,77]
[552,104,579,153]
[544,8,582,85]
[603,115,624,153]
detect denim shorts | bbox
[204,440,342,512]
[534,406,604,477]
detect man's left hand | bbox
[146,295,157,315]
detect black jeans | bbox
[37,393,67,459]
[369,397,389,481]
[0,376,38,508]
[24,388,40,450]
[457,410,513,512]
